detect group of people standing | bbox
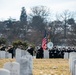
[0,44,76,59]
[0,45,15,58]
[35,46,76,58]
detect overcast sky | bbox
[0,0,76,20]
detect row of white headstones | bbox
[0,48,33,75]
[0,48,49,59]
[64,52,76,75]
[0,49,70,59]
[0,48,76,75]
[0,51,12,58]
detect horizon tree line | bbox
[0,6,76,46]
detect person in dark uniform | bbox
[50,47,55,58]
[36,48,40,58]
[39,47,43,58]
[67,47,71,53]
[36,47,43,58]
[7,45,14,58]
[54,47,59,58]
[61,48,65,58]
[27,46,34,56]
[0,45,6,51]
[49,48,53,58]
[58,48,62,58]
[72,48,76,52]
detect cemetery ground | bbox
[0,58,71,75]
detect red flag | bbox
[42,37,47,50]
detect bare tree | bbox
[27,6,51,45]
[60,10,73,38]
[29,6,51,32]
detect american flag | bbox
[41,29,47,50]
[42,37,47,50]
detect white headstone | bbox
[69,52,76,74]
[71,57,76,75]
[69,52,76,68]
[8,53,12,58]
[0,69,10,75]
[4,62,20,75]
[16,48,31,62]
[5,52,9,58]
[72,59,76,75]
[0,51,6,58]
[16,48,22,62]
[20,55,33,75]
[33,56,36,59]
[64,52,69,59]
[75,64,76,75]
[24,50,31,55]
[5,52,12,58]
[44,50,49,58]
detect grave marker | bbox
[0,69,10,75]
[4,62,20,75]
[0,51,6,58]
[69,52,76,74]
[16,48,31,62]
[20,55,33,75]
[5,52,12,58]
[64,52,69,59]
[44,50,49,58]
